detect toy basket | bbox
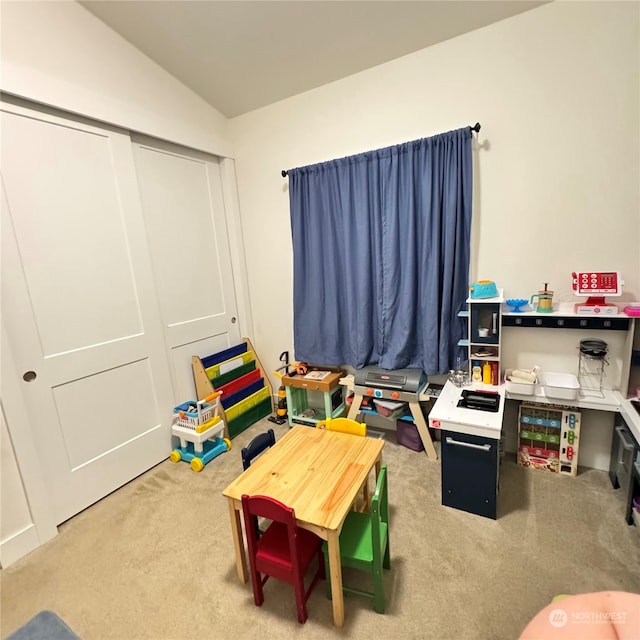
[173,393,222,433]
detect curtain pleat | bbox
[288,127,472,374]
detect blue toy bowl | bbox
[506,298,528,313]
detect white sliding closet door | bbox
[1,101,175,525]
[131,137,241,402]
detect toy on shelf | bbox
[517,402,580,476]
[271,350,309,381]
[268,385,288,425]
[530,283,554,313]
[571,271,623,315]
[170,392,231,472]
[268,350,314,425]
[506,298,528,313]
[268,350,293,425]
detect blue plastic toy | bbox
[506,298,528,313]
[170,437,230,472]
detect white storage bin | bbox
[541,371,580,401]
[505,369,536,395]
[373,398,407,419]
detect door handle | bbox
[445,436,491,451]
[22,371,37,382]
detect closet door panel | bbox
[133,150,222,323]
[132,138,241,400]
[1,101,174,525]
[2,115,142,354]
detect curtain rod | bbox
[281,122,481,177]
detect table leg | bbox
[361,453,383,512]
[361,453,384,512]
[409,400,438,460]
[227,498,247,583]
[284,385,294,427]
[347,393,363,421]
[326,530,345,627]
[361,477,370,511]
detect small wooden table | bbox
[282,370,346,428]
[222,425,384,627]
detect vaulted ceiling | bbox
[80,1,548,118]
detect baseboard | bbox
[0,523,42,569]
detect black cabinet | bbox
[609,414,639,524]
[502,315,629,330]
[441,430,499,519]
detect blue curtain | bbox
[288,127,472,375]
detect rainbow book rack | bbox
[192,338,273,439]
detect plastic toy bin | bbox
[173,400,214,431]
[541,372,580,401]
[504,369,536,396]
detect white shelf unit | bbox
[501,303,636,399]
[459,290,504,386]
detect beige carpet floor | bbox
[2,418,639,640]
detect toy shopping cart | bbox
[170,392,231,472]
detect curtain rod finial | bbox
[470,122,481,133]
[281,170,288,177]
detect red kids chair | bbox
[241,494,325,624]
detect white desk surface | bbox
[502,301,631,317]
[506,388,640,443]
[428,380,505,440]
[342,372,640,443]
[506,388,619,412]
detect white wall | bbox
[228,1,639,468]
[0,0,231,157]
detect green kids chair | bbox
[322,464,390,613]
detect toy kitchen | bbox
[429,382,505,520]
[428,280,506,520]
[427,273,640,522]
